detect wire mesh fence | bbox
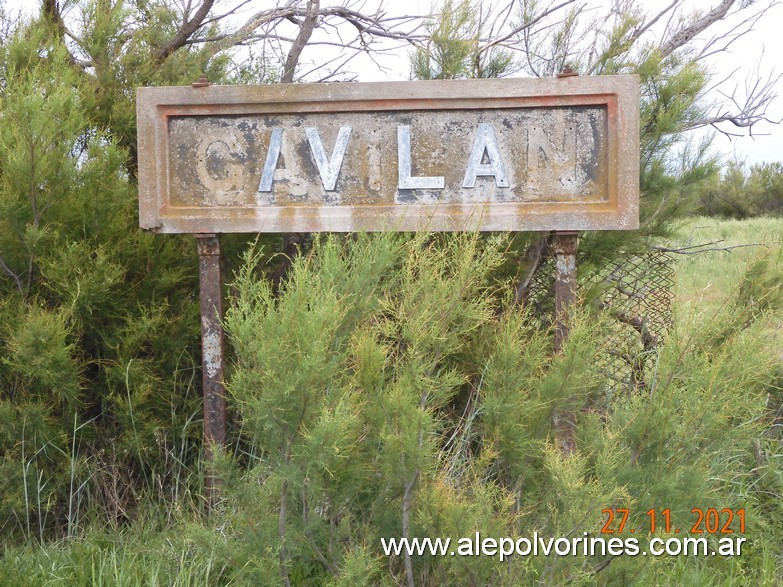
[526,247,675,395]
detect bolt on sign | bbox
[137,76,639,233]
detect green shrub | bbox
[214,233,783,586]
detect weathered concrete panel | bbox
[137,76,639,232]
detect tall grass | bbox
[670,216,782,309]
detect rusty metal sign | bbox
[137,76,639,233]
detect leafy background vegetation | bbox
[0,0,781,585]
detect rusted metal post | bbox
[552,231,579,455]
[553,231,579,352]
[196,233,226,505]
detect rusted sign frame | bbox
[137,75,642,500]
[137,75,639,234]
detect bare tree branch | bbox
[654,239,769,254]
[42,0,92,69]
[282,0,320,83]
[584,0,679,75]
[0,255,24,295]
[658,0,735,59]
[155,0,216,64]
[696,3,767,61]
[195,2,425,75]
[513,236,550,306]
[481,0,578,55]
[630,0,680,44]
[685,65,782,136]
[199,0,256,28]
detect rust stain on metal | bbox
[137,76,639,233]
